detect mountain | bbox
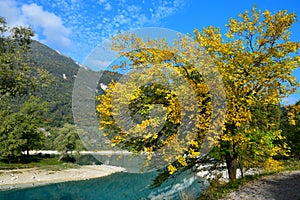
[28,41,121,128]
[28,41,80,127]
[29,41,80,79]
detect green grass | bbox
[197,159,300,200]
[0,155,79,171]
[281,159,300,171]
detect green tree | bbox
[97,6,300,183]
[0,17,49,99]
[54,123,84,161]
[0,111,25,162]
[19,96,48,155]
[0,96,48,162]
[280,102,300,159]
[41,127,58,150]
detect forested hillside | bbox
[28,41,79,127]
[26,40,121,127]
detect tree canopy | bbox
[54,123,84,160]
[0,17,50,99]
[97,6,300,183]
[0,96,48,162]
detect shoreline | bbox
[27,150,132,155]
[0,164,125,191]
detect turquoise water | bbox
[0,170,207,200]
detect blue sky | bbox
[1,0,300,103]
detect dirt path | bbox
[222,170,300,200]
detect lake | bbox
[0,153,208,199]
[0,170,207,200]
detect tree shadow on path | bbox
[261,171,300,200]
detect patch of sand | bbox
[0,165,125,191]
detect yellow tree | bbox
[194,6,300,179]
[97,6,300,181]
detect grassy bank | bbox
[197,159,300,200]
[0,155,78,171]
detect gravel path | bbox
[222,170,300,200]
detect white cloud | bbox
[104,3,112,11]
[98,0,112,11]
[22,3,71,48]
[0,0,26,26]
[150,0,185,22]
[0,0,187,62]
[0,0,71,49]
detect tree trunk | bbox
[26,135,30,156]
[225,154,238,181]
[238,158,244,179]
